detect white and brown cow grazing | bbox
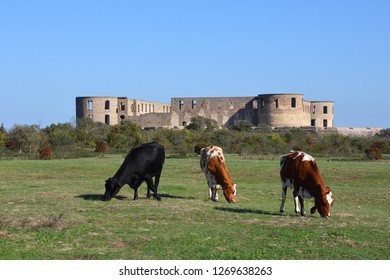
[279,150,334,217]
[200,146,237,203]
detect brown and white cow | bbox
[279,150,334,217]
[200,145,237,203]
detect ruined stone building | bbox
[76,93,334,129]
[76,97,172,127]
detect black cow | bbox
[103,142,165,201]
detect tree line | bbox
[0,117,389,160]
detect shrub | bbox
[186,116,219,131]
[365,147,382,160]
[39,142,52,160]
[230,120,253,132]
[95,140,108,153]
[194,143,208,155]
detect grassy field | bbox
[0,154,389,260]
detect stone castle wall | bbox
[76,96,171,126]
[76,93,335,129]
[170,96,258,128]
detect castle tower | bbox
[258,94,310,127]
[310,101,334,128]
[76,96,120,125]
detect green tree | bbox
[186,116,219,131]
[0,123,7,148]
[43,123,76,147]
[230,120,253,132]
[107,120,146,151]
[6,125,42,154]
[75,118,98,146]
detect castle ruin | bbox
[76,93,334,129]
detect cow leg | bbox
[280,183,288,213]
[146,185,151,199]
[209,185,218,202]
[298,196,306,216]
[146,175,161,201]
[130,178,144,201]
[152,171,162,199]
[292,188,301,215]
[205,171,218,202]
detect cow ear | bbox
[326,186,331,193]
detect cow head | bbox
[223,183,237,203]
[102,178,121,201]
[312,187,334,217]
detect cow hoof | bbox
[280,209,285,213]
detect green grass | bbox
[0,154,389,260]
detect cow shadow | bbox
[159,193,195,200]
[76,193,194,201]
[76,194,127,201]
[214,206,285,217]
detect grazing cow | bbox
[200,145,237,203]
[279,150,334,217]
[103,142,165,201]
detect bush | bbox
[95,140,108,153]
[107,120,146,151]
[194,143,208,155]
[230,120,253,132]
[186,116,219,131]
[365,147,382,160]
[39,146,52,160]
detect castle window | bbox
[87,100,93,110]
[291,97,296,108]
[311,119,316,126]
[275,98,279,109]
[260,98,265,108]
[105,100,110,110]
[192,100,197,109]
[323,119,328,127]
[120,115,125,120]
[313,106,316,114]
[138,105,140,113]
[105,115,110,125]
[323,106,328,114]
[253,100,258,109]
[121,102,126,111]
[149,104,152,112]
[179,100,184,110]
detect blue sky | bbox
[1,0,389,129]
